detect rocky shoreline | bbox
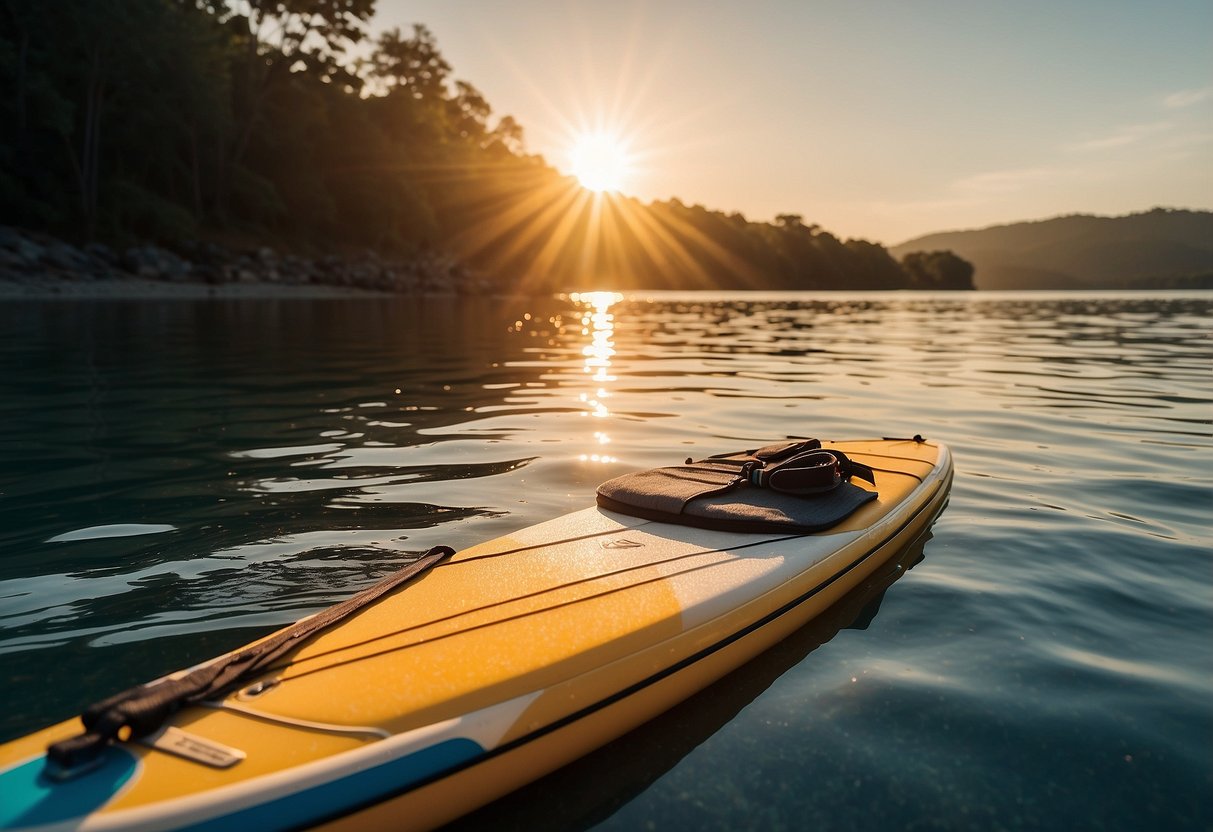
[0,226,494,299]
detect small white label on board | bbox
[137,726,246,768]
[601,537,645,549]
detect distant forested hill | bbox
[889,209,1213,290]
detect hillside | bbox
[0,2,957,294]
[889,209,1213,290]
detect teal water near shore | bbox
[1,291,1209,829]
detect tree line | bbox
[0,0,972,292]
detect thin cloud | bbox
[1156,130,1213,163]
[1163,86,1213,109]
[1161,131,1213,149]
[953,167,1061,195]
[870,166,1070,217]
[1066,122,1173,153]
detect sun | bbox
[569,132,631,193]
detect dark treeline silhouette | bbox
[899,250,975,291]
[0,0,970,292]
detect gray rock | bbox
[41,240,92,272]
[0,224,490,296]
[123,245,193,280]
[84,243,117,267]
[1,233,45,267]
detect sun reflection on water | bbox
[571,291,623,462]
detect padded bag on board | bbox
[596,439,878,534]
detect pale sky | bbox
[377,0,1213,244]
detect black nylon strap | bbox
[703,438,820,464]
[751,450,841,493]
[46,545,455,776]
[750,449,876,495]
[751,438,821,461]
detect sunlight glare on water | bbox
[574,292,622,457]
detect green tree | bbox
[0,0,936,294]
[0,0,75,225]
[900,250,975,290]
[0,0,234,239]
[370,24,450,102]
[211,0,376,221]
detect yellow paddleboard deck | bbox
[0,439,952,831]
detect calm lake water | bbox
[0,291,1209,830]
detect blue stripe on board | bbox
[0,747,138,828]
[180,738,484,832]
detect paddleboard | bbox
[0,438,952,831]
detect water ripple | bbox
[0,291,1210,829]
